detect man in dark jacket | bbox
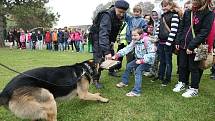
[91,0,129,88]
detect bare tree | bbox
[138,2,155,16]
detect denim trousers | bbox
[59,42,64,51]
[122,60,150,94]
[158,44,173,83]
[75,41,80,52]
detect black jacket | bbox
[158,11,179,45]
[92,7,123,57]
[176,9,214,50]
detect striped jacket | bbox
[156,11,180,46]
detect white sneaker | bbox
[143,72,152,77]
[173,82,185,92]
[182,88,198,98]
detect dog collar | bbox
[84,63,93,75]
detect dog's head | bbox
[82,59,100,81]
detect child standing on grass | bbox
[7,31,15,50]
[156,0,181,86]
[20,30,26,49]
[113,28,156,97]
[37,31,43,50]
[173,0,214,98]
[125,4,147,63]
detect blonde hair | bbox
[196,0,215,11]
[161,0,183,18]
[133,4,142,13]
[133,28,143,35]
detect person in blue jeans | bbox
[113,28,156,97]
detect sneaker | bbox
[173,82,185,92]
[210,74,215,79]
[126,91,140,97]
[116,82,128,88]
[182,87,198,98]
[161,83,167,87]
[143,72,152,77]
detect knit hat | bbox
[115,0,129,10]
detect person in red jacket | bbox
[45,30,52,50]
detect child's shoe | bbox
[116,82,128,88]
[182,87,198,98]
[173,82,185,92]
[126,91,140,97]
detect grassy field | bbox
[0,48,215,121]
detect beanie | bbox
[115,0,129,10]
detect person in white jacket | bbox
[113,28,156,97]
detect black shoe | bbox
[109,71,120,77]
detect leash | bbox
[0,63,86,87]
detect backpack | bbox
[207,10,215,52]
[88,7,114,41]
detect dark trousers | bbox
[53,41,58,51]
[70,41,75,51]
[210,64,215,74]
[179,49,203,89]
[158,44,173,83]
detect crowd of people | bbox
[6,27,91,53]
[89,0,215,98]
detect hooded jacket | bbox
[92,7,123,56]
[116,36,156,65]
[175,9,214,50]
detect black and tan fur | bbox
[0,60,108,121]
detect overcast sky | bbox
[46,0,149,28]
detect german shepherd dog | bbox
[0,60,109,121]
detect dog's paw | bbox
[95,93,101,96]
[100,98,109,103]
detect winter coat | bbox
[125,14,147,43]
[92,7,123,56]
[45,32,51,43]
[116,37,156,65]
[175,9,214,50]
[157,11,180,46]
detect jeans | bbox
[59,42,64,51]
[122,60,151,94]
[38,40,43,50]
[75,41,80,52]
[30,41,33,50]
[158,44,173,84]
[64,39,69,50]
[46,42,52,50]
[79,42,85,52]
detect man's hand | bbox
[105,54,112,60]
[186,49,193,54]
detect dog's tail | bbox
[0,92,8,106]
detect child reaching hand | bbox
[113,27,156,97]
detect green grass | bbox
[0,48,215,121]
